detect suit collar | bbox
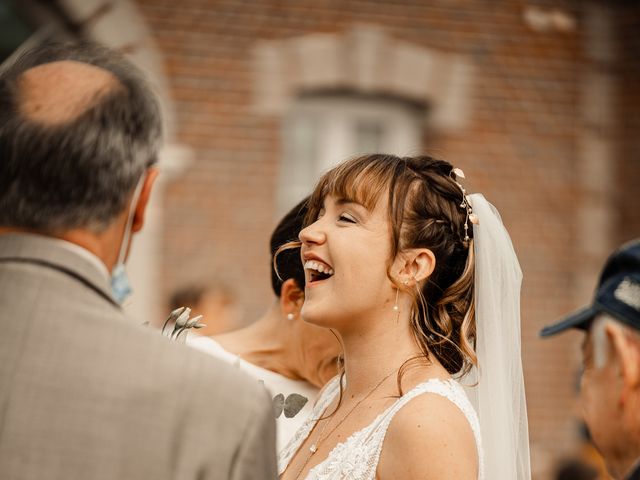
[48,237,111,281]
[0,233,116,306]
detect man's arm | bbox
[229,389,277,480]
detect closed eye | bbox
[339,214,357,224]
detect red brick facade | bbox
[618,5,640,246]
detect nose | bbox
[299,221,326,245]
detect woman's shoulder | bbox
[377,379,479,480]
[387,385,477,445]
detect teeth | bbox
[304,260,334,276]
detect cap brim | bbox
[539,306,599,337]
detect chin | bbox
[300,306,324,326]
[301,302,335,329]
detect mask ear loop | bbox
[114,173,147,269]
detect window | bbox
[278,94,425,213]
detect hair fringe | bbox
[273,240,302,282]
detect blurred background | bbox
[1,0,638,478]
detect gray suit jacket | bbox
[0,234,277,479]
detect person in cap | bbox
[541,239,640,480]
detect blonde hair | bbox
[305,154,477,380]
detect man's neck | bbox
[607,434,640,480]
[625,458,640,480]
[0,221,126,274]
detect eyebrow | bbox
[334,197,366,209]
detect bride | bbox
[278,154,530,480]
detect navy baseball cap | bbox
[540,239,640,337]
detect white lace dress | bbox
[278,376,484,480]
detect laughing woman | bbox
[278,154,531,480]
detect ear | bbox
[395,248,436,285]
[607,323,640,391]
[279,278,305,317]
[132,168,159,233]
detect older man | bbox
[0,43,276,479]
[541,240,640,480]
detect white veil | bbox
[462,193,531,480]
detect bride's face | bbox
[299,194,395,330]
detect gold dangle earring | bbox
[393,287,400,323]
[393,280,409,323]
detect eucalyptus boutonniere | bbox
[161,306,206,342]
[272,393,308,419]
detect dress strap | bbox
[369,379,484,479]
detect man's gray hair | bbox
[592,313,640,369]
[591,315,611,370]
[0,42,162,233]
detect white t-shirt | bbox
[187,335,319,452]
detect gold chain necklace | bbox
[291,369,397,480]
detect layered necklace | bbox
[291,368,398,480]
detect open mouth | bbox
[304,260,334,284]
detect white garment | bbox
[278,375,484,480]
[464,194,531,479]
[187,335,319,451]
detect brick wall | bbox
[134,1,636,477]
[617,4,640,246]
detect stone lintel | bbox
[252,25,472,131]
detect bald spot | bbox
[17,60,123,124]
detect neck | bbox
[215,302,308,382]
[608,437,640,479]
[0,221,126,273]
[337,306,447,397]
[605,395,640,479]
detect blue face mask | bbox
[110,264,133,305]
[110,175,146,305]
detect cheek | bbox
[580,369,616,440]
[580,370,606,411]
[580,375,603,440]
[580,372,595,414]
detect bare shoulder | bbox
[377,392,478,480]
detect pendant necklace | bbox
[292,368,397,480]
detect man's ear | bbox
[279,278,305,317]
[395,248,436,285]
[607,322,640,391]
[132,168,159,233]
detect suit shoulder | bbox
[125,325,271,410]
